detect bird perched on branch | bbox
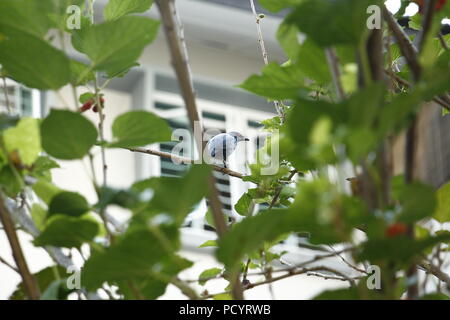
[207,131,249,168]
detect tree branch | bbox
[383,6,421,80]
[0,193,40,299]
[126,147,245,179]
[249,0,284,119]
[156,0,242,300]
[201,265,358,299]
[419,261,450,291]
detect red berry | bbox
[386,222,408,238]
[414,0,447,13]
[79,100,93,112]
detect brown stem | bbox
[383,6,421,80]
[248,0,284,119]
[0,194,40,299]
[156,0,242,300]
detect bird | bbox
[206,131,249,168]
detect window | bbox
[0,80,39,117]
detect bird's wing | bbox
[207,133,236,160]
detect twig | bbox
[383,6,421,80]
[126,147,245,179]
[384,69,450,111]
[0,193,40,299]
[248,0,284,119]
[419,261,450,291]
[201,265,357,299]
[0,254,19,273]
[325,48,345,100]
[156,0,242,299]
[417,0,437,53]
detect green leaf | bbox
[0,165,23,197]
[259,0,302,12]
[48,191,90,218]
[4,117,41,166]
[41,109,98,160]
[0,0,54,38]
[34,215,99,248]
[104,0,154,21]
[314,287,360,300]
[109,110,171,148]
[72,16,159,77]
[32,179,62,204]
[276,21,301,60]
[31,204,47,231]
[357,233,450,265]
[0,31,71,89]
[235,192,253,216]
[435,182,450,223]
[70,60,95,86]
[30,156,60,181]
[217,209,291,268]
[295,39,332,84]
[198,240,217,248]
[9,265,66,300]
[143,165,211,224]
[82,225,179,290]
[286,0,381,47]
[397,181,436,223]
[40,279,73,300]
[199,267,222,285]
[238,62,307,100]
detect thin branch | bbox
[325,48,345,100]
[249,0,284,119]
[419,261,450,291]
[156,0,242,300]
[383,6,421,80]
[0,254,19,273]
[417,0,438,53]
[384,69,450,111]
[0,193,40,299]
[126,147,245,179]
[201,265,357,299]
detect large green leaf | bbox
[34,215,99,248]
[104,0,154,21]
[259,0,303,12]
[357,233,450,265]
[3,118,41,166]
[217,209,291,268]
[434,182,450,223]
[9,265,66,300]
[32,179,62,204]
[0,31,71,90]
[397,181,437,223]
[135,165,211,224]
[41,109,98,160]
[48,191,90,218]
[82,225,179,290]
[72,16,159,77]
[238,62,307,100]
[109,110,171,148]
[0,0,54,38]
[286,0,382,47]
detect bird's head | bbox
[229,131,250,142]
